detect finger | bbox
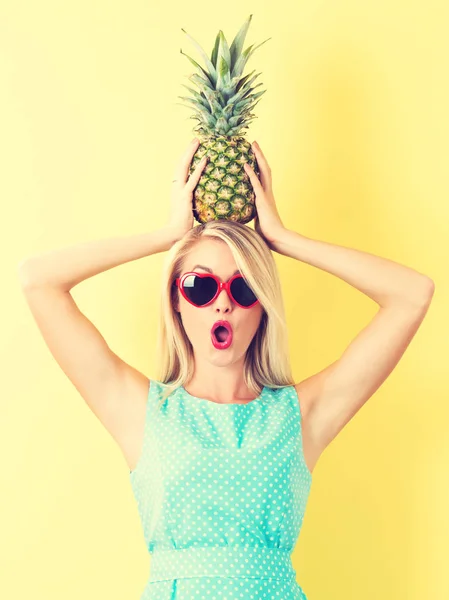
[243,162,264,193]
[185,155,209,191]
[251,142,271,176]
[251,142,271,188]
[174,138,201,183]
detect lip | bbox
[211,320,233,350]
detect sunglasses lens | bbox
[182,275,218,306]
[230,277,258,307]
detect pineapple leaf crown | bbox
[177,14,271,138]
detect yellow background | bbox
[2,1,448,599]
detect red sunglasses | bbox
[175,272,259,308]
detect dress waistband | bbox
[148,546,296,582]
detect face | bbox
[174,239,264,364]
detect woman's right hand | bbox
[166,138,209,242]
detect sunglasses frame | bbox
[175,272,260,309]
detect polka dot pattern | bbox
[129,380,312,599]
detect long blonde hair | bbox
[155,221,295,408]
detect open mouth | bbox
[211,325,233,349]
[214,326,229,342]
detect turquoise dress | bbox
[129,379,312,599]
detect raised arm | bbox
[17,227,176,471]
[273,229,435,469]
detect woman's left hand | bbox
[244,142,286,249]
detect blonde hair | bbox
[155,221,295,408]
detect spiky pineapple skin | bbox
[188,135,260,224]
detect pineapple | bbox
[178,14,271,224]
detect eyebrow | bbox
[192,264,240,276]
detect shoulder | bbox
[292,381,323,474]
[118,362,151,404]
[292,381,315,423]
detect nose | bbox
[214,287,233,309]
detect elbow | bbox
[416,277,435,306]
[423,277,435,295]
[17,258,35,288]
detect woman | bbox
[18,139,434,599]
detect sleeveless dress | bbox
[129,379,313,600]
